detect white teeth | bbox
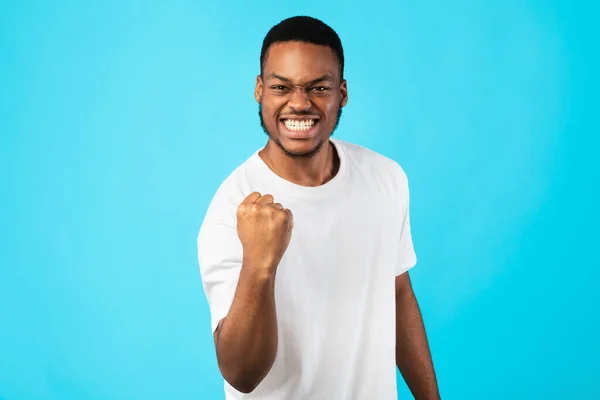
[283,119,316,131]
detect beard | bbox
[258,104,343,159]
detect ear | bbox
[255,75,263,103]
[340,79,348,108]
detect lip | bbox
[278,118,320,139]
[279,114,320,121]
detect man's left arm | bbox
[395,271,440,400]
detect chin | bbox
[275,136,327,159]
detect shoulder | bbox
[335,139,410,188]
[201,154,259,226]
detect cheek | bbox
[262,98,286,119]
[322,101,341,121]
[266,112,280,127]
[260,104,276,122]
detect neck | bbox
[259,139,340,187]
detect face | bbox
[255,41,348,158]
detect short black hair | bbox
[260,16,345,78]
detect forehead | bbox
[263,41,340,81]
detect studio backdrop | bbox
[1,0,598,399]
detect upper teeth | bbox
[284,119,315,131]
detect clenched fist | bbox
[236,192,294,273]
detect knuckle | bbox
[277,211,288,222]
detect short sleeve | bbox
[395,170,417,276]
[197,220,243,333]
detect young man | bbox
[198,16,440,400]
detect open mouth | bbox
[279,118,320,138]
[281,118,318,131]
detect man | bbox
[197,16,440,400]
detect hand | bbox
[236,192,294,273]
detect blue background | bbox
[1,0,598,399]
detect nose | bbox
[287,87,311,111]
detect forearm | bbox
[396,290,440,400]
[215,262,278,393]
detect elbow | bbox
[217,358,269,394]
[230,379,259,394]
[214,335,277,394]
[221,369,263,394]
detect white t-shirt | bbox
[197,138,417,400]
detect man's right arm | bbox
[201,192,293,394]
[213,261,278,394]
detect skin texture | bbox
[213,40,440,397]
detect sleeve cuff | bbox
[395,256,417,276]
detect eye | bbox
[310,86,330,92]
[271,85,288,91]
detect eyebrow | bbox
[267,73,334,86]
